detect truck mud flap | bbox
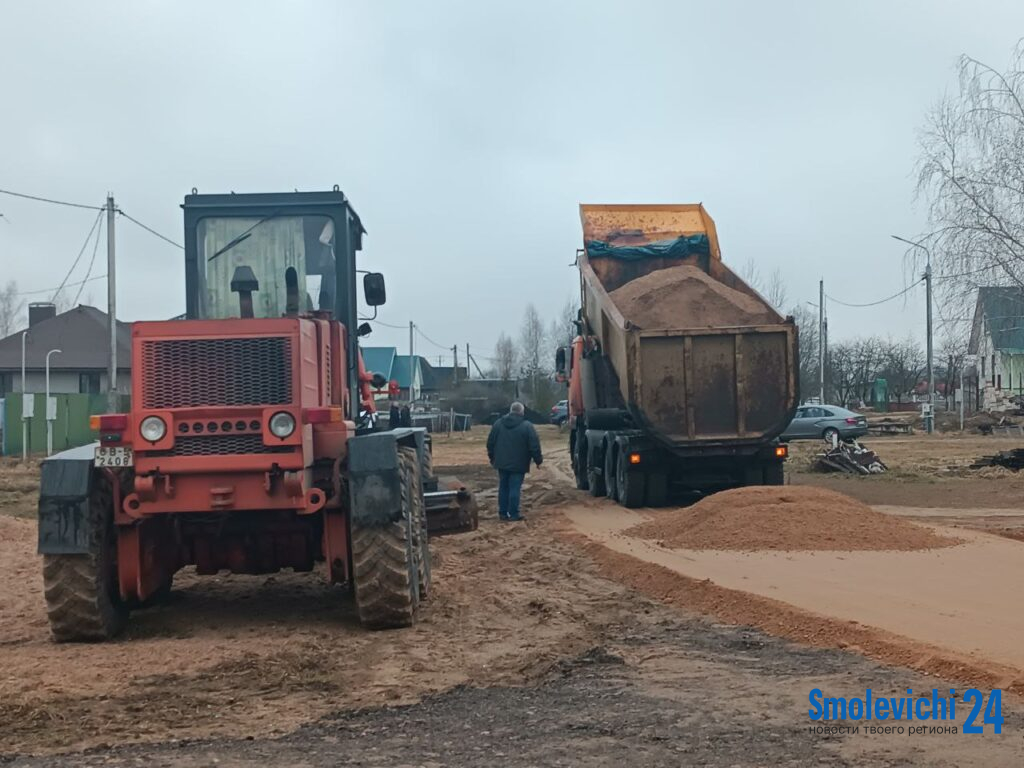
[349,429,425,528]
[37,443,100,555]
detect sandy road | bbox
[3,429,1024,765]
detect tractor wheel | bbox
[603,443,619,500]
[352,447,419,630]
[42,471,128,642]
[421,438,435,483]
[616,455,646,509]
[401,446,431,601]
[645,473,669,507]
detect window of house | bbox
[982,356,986,378]
[0,373,11,396]
[79,372,101,394]
[997,374,1003,391]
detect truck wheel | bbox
[401,446,432,600]
[43,471,128,642]
[645,473,669,507]
[587,467,605,497]
[352,447,419,630]
[763,462,785,486]
[603,443,619,500]
[571,430,589,491]
[616,458,646,509]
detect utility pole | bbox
[818,280,825,404]
[452,345,459,386]
[106,194,118,413]
[408,320,415,401]
[892,235,934,434]
[466,344,471,380]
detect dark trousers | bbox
[497,470,525,519]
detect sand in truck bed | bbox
[608,264,777,329]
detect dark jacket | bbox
[487,413,543,474]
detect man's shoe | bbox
[508,515,525,522]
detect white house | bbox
[968,287,1024,411]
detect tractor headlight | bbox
[269,411,296,438]
[140,416,167,442]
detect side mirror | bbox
[363,273,386,307]
[555,347,567,374]
[371,372,388,389]
[357,322,372,337]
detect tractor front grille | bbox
[152,434,293,457]
[141,337,292,409]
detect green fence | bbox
[2,393,131,457]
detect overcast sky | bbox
[3,1,1024,365]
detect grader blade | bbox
[423,476,478,536]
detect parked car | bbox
[549,399,569,425]
[780,404,868,442]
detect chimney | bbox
[28,302,57,327]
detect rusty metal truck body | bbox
[559,204,799,506]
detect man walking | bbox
[486,402,543,521]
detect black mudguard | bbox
[348,427,425,528]
[37,443,98,555]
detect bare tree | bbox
[939,330,969,409]
[788,303,819,401]
[494,333,516,381]
[0,280,23,338]
[915,43,1024,315]
[548,295,580,358]
[878,337,926,403]
[741,259,787,311]
[518,303,545,377]
[828,337,887,407]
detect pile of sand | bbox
[608,264,777,329]
[625,486,958,552]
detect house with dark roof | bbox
[0,304,130,396]
[968,287,1024,410]
[419,359,468,399]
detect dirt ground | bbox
[1,427,1024,765]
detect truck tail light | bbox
[89,414,129,431]
[775,445,788,458]
[304,406,343,424]
[629,453,641,465]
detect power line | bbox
[52,209,104,303]
[373,319,409,330]
[72,217,105,305]
[415,326,450,350]
[826,279,923,308]
[14,274,107,297]
[119,210,183,249]
[0,187,104,211]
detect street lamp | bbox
[45,349,61,456]
[891,235,933,434]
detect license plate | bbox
[94,446,134,467]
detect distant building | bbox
[359,346,426,402]
[419,359,468,401]
[0,304,130,396]
[968,287,1024,411]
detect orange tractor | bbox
[37,189,475,641]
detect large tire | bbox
[402,447,431,601]
[587,467,605,497]
[616,455,646,509]
[421,439,435,483]
[43,472,128,642]
[571,430,589,491]
[352,448,419,630]
[603,443,619,500]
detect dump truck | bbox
[556,204,799,507]
[36,189,473,642]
